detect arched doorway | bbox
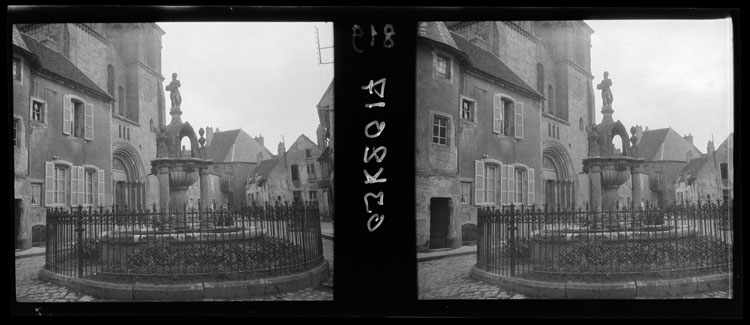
[542,143,576,208]
[112,143,146,209]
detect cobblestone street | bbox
[419,254,730,300]
[15,238,333,302]
[419,255,528,300]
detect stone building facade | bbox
[416,21,595,252]
[675,134,734,204]
[13,26,114,248]
[246,135,330,216]
[316,80,334,220]
[13,23,166,249]
[204,128,274,207]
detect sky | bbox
[586,19,734,153]
[159,22,334,152]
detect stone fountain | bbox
[151,72,215,231]
[582,71,646,229]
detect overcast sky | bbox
[159,22,333,152]
[586,19,734,153]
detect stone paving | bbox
[15,238,334,302]
[419,254,731,300]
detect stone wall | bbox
[415,174,461,251]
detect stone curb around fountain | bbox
[38,261,329,301]
[470,266,730,299]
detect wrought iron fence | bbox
[44,201,325,283]
[476,200,733,281]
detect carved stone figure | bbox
[156,126,168,158]
[165,72,182,109]
[596,71,613,109]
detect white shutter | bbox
[71,166,79,207]
[98,169,105,206]
[493,94,503,134]
[507,165,515,205]
[78,166,85,205]
[474,160,484,205]
[63,95,71,135]
[84,103,93,140]
[45,162,54,206]
[515,102,524,139]
[528,168,535,205]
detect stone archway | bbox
[542,142,576,208]
[112,143,146,209]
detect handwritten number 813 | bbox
[352,24,395,54]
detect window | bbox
[309,191,317,201]
[63,96,93,140]
[31,184,42,206]
[118,86,126,116]
[579,117,584,131]
[720,163,728,180]
[547,85,554,115]
[460,97,475,122]
[293,191,302,203]
[13,57,22,82]
[432,116,448,145]
[460,182,472,204]
[306,163,317,180]
[515,169,525,203]
[54,166,67,205]
[492,95,524,139]
[84,170,95,205]
[13,118,20,148]
[107,65,115,95]
[305,149,312,158]
[31,98,45,123]
[484,165,497,203]
[435,54,451,79]
[291,164,300,181]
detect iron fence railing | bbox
[476,200,733,280]
[44,201,324,283]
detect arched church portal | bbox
[542,143,576,208]
[112,144,146,209]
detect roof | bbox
[451,32,542,99]
[247,158,279,184]
[636,128,702,161]
[418,22,461,52]
[317,79,334,110]
[21,33,112,100]
[289,134,318,152]
[206,129,273,163]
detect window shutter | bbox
[474,160,484,205]
[45,162,54,206]
[78,166,84,205]
[62,95,71,135]
[515,102,524,139]
[98,169,105,206]
[84,103,94,140]
[71,166,79,207]
[493,94,503,134]
[528,168,535,205]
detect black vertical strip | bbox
[334,19,416,305]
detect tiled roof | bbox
[207,129,242,163]
[248,158,278,183]
[21,33,112,100]
[206,129,272,163]
[636,128,670,160]
[417,22,460,52]
[636,128,701,161]
[451,32,542,99]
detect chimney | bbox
[683,133,693,145]
[634,125,644,145]
[707,140,715,155]
[256,152,264,163]
[277,141,286,157]
[205,127,214,146]
[254,134,264,147]
[316,124,327,150]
